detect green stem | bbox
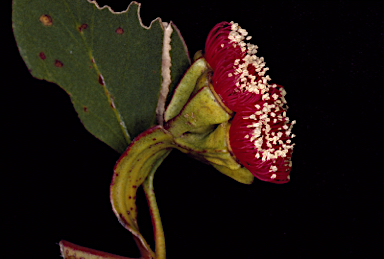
[110,126,175,259]
[143,150,171,259]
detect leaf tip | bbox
[170,22,191,63]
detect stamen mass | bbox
[204,21,296,183]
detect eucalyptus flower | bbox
[204,21,296,183]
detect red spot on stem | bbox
[110,95,115,109]
[98,74,105,85]
[119,214,129,225]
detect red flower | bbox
[229,85,295,183]
[204,21,272,112]
[205,21,295,183]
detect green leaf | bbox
[13,0,190,153]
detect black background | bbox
[7,1,383,258]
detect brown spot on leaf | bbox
[127,211,130,215]
[115,27,124,34]
[133,196,136,200]
[98,74,105,85]
[132,185,137,188]
[39,14,52,26]
[39,52,46,60]
[130,207,133,211]
[153,138,156,141]
[54,60,63,67]
[83,106,88,112]
[129,196,131,199]
[78,23,88,32]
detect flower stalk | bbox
[143,153,169,259]
[110,126,176,259]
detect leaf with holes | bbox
[12,0,190,153]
